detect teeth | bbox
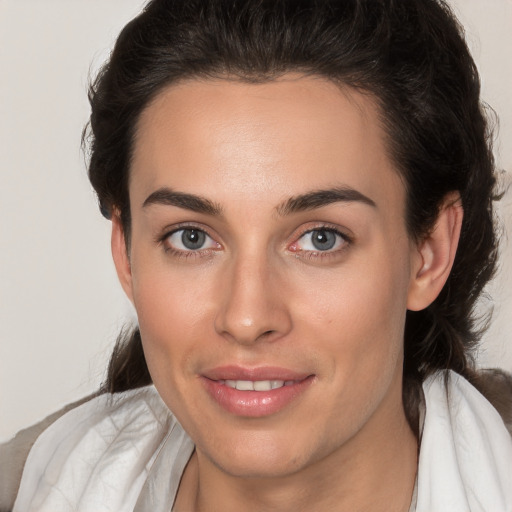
[254,380,272,391]
[224,379,287,391]
[236,380,254,391]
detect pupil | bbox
[182,229,205,250]
[312,230,336,250]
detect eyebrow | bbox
[142,185,376,217]
[142,188,223,216]
[276,186,376,216]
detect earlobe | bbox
[407,192,463,311]
[111,214,134,303]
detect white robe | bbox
[12,371,512,512]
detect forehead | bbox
[130,75,405,215]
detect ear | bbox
[111,213,134,304]
[407,192,463,311]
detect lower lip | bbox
[201,376,314,417]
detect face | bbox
[117,75,422,478]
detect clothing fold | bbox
[12,370,512,512]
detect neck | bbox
[175,380,418,512]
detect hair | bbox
[85,0,499,432]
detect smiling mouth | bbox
[201,373,315,417]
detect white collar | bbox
[415,370,512,511]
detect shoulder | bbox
[0,394,97,512]
[417,368,512,510]
[470,367,512,436]
[0,386,172,512]
[422,367,512,437]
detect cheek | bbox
[294,255,409,343]
[130,262,215,385]
[289,248,410,393]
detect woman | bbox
[2,0,511,510]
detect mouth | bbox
[201,366,315,417]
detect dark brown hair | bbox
[85,0,498,431]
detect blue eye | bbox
[165,228,218,252]
[296,229,346,252]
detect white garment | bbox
[416,372,512,511]
[13,387,194,512]
[13,371,512,512]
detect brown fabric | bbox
[1,370,511,512]
[471,368,512,434]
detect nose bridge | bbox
[214,247,291,345]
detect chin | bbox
[198,428,320,479]
[213,453,306,479]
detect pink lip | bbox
[201,366,315,418]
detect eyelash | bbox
[158,224,220,260]
[289,226,352,260]
[157,224,352,261]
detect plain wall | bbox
[1,0,511,442]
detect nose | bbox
[214,254,292,346]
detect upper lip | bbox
[202,365,312,382]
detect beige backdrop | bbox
[1,0,511,441]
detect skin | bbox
[112,75,463,511]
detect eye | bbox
[164,228,219,252]
[294,228,348,253]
